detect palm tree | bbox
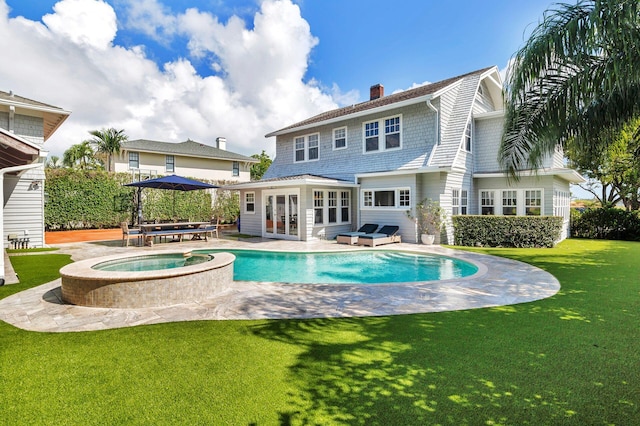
[88,128,128,172]
[63,141,97,170]
[501,0,640,177]
[46,155,62,169]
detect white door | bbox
[263,190,300,240]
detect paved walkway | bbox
[0,237,561,333]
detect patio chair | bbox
[121,222,142,247]
[336,223,379,245]
[356,225,401,247]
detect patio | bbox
[0,236,560,332]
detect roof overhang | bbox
[0,99,71,141]
[0,128,43,169]
[474,168,585,183]
[355,166,454,180]
[226,176,359,190]
[265,94,437,137]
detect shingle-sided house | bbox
[233,66,583,243]
[1,90,70,283]
[112,138,257,182]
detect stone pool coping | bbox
[0,240,560,332]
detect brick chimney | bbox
[216,137,227,150]
[370,84,384,100]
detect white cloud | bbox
[43,0,117,49]
[0,0,344,158]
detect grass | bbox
[6,247,59,254]
[0,239,638,424]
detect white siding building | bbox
[234,66,583,243]
[1,90,70,284]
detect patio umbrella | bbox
[124,175,219,224]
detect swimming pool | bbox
[199,250,478,284]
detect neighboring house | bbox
[1,90,70,283]
[233,66,583,243]
[112,138,257,182]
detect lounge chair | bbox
[121,221,142,247]
[336,223,379,245]
[357,225,401,247]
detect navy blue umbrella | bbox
[124,174,219,191]
[124,175,219,224]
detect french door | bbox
[264,190,299,239]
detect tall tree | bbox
[63,141,98,170]
[46,155,62,169]
[250,150,272,181]
[501,0,640,176]
[566,118,640,209]
[88,128,128,172]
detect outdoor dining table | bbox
[139,222,211,246]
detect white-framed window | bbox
[165,155,174,173]
[399,189,411,207]
[128,152,139,169]
[362,188,411,209]
[452,189,468,215]
[244,192,255,214]
[462,121,472,152]
[502,190,517,215]
[363,115,402,153]
[328,191,338,223]
[479,188,544,216]
[333,127,347,150]
[312,189,351,226]
[481,190,495,215]
[553,190,570,219]
[232,161,239,176]
[294,133,319,163]
[313,190,324,224]
[341,191,350,222]
[525,190,542,216]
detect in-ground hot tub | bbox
[59,250,235,308]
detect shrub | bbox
[452,215,563,248]
[571,208,640,241]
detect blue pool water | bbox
[199,250,478,284]
[92,253,213,272]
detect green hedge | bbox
[452,215,563,248]
[571,208,640,241]
[45,169,215,230]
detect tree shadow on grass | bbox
[247,241,640,424]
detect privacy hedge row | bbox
[452,215,563,248]
[571,208,640,241]
[45,169,213,230]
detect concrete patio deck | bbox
[0,237,560,332]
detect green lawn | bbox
[1,239,638,425]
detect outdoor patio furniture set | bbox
[336,224,401,247]
[121,220,219,247]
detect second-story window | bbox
[463,121,472,152]
[364,115,402,153]
[165,155,174,173]
[333,127,347,150]
[385,117,401,149]
[129,152,139,169]
[232,161,239,176]
[294,133,320,163]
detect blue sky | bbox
[1,0,559,159]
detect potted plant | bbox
[408,198,445,244]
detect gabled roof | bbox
[121,139,258,163]
[266,66,495,137]
[0,90,70,141]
